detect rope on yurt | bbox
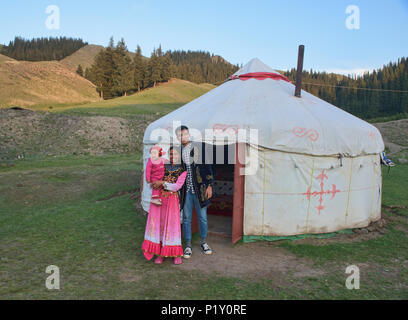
[305,158,315,233]
[369,156,378,222]
[344,158,354,225]
[261,148,267,236]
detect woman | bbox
[141,146,187,265]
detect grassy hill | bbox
[31,78,215,118]
[60,44,105,72]
[0,41,226,110]
[0,53,15,63]
[0,43,152,108]
[0,58,100,108]
[60,44,147,72]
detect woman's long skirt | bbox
[141,190,183,258]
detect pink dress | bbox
[142,164,187,258]
[145,157,165,199]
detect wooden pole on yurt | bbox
[232,142,245,244]
[294,44,305,98]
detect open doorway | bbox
[207,163,234,237]
[190,143,245,243]
[209,143,245,243]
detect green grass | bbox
[0,153,407,299]
[382,164,408,208]
[279,224,407,265]
[367,112,408,123]
[57,103,184,119]
[26,79,214,119]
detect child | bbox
[145,145,166,206]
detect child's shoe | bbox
[143,252,154,260]
[154,256,164,264]
[174,257,182,265]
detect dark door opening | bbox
[207,163,234,237]
[190,143,245,243]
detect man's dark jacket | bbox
[179,142,214,209]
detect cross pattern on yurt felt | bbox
[303,169,341,215]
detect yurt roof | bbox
[143,58,384,157]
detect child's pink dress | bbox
[145,157,165,199]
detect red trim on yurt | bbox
[232,143,245,244]
[228,72,292,83]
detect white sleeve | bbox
[163,182,179,192]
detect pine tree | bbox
[133,45,145,92]
[76,64,84,77]
[1,36,87,61]
[112,38,134,96]
[166,50,238,84]
[148,49,162,87]
[161,53,174,82]
[84,67,91,80]
[88,39,116,99]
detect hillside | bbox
[60,44,105,71]
[0,78,216,159]
[0,59,100,108]
[0,53,15,63]
[32,78,215,117]
[60,44,146,72]
[125,78,215,105]
[212,54,235,67]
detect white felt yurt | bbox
[142,58,385,243]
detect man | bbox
[176,125,213,258]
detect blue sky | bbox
[1,0,407,75]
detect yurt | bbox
[142,58,385,243]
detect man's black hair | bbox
[169,145,181,153]
[175,125,189,134]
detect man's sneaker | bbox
[183,247,192,259]
[201,243,212,255]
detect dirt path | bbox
[169,234,325,284]
[144,215,389,285]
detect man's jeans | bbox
[183,191,208,244]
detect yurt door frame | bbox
[232,142,245,244]
[191,143,245,244]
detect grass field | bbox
[0,152,407,299]
[26,79,215,118]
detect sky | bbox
[1,0,407,76]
